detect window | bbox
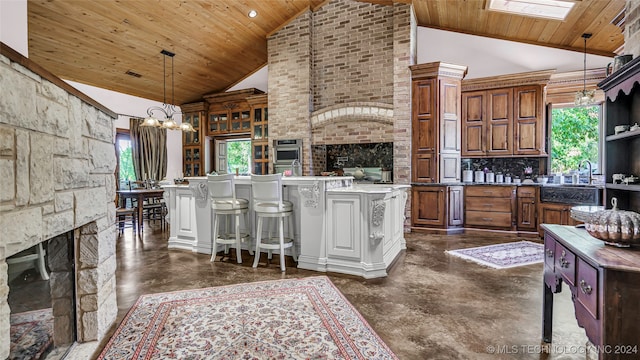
[115,131,135,187]
[549,105,601,175]
[215,138,252,175]
[487,0,575,20]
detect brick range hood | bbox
[0,44,118,358]
[266,0,415,183]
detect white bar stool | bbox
[251,174,297,272]
[207,174,252,263]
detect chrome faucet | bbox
[579,160,593,185]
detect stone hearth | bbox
[0,44,118,358]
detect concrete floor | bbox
[93,223,591,360]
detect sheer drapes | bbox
[130,118,168,181]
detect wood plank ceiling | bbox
[26,0,625,106]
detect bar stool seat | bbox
[251,174,297,272]
[208,174,252,263]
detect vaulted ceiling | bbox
[26,0,626,105]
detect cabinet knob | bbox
[546,249,553,258]
[579,280,592,295]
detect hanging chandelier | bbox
[574,33,595,106]
[141,49,195,132]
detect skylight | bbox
[487,0,575,20]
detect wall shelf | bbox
[605,183,640,191]
[605,128,640,142]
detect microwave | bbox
[273,139,302,164]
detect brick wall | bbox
[627,0,640,58]
[312,1,394,108]
[268,0,412,178]
[267,11,313,173]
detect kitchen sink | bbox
[539,185,602,205]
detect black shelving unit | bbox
[599,56,640,211]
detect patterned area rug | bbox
[10,308,54,360]
[98,276,398,359]
[446,241,544,269]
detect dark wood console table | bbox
[542,224,640,359]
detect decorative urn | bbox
[585,198,640,247]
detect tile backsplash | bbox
[326,142,393,171]
[462,157,547,178]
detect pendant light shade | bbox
[141,50,195,132]
[575,33,595,106]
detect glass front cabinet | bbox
[248,94,269,175]
[181,102,206,177]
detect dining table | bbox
[116,188,165,234]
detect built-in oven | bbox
[273,139,302,173]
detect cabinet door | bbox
[517,196,537,231]
[326,194,362,260]
[486,88,513,155]
[208,112,229,135]
[411,186,445,227]
[412,79,436,153]
[448,186,464,226]
[538,203,571,236]
[413,153,436,183]
[517,186,537,232]
[462,91,485,156]
[514,85,545,155]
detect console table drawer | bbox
[466,186,513,198]
[465,211,512,227]
[465,197,512,212]
[543,234,555,269]
[555,243,575,286]
[576,258,598,319]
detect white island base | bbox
[163,176,409,278]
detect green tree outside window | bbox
[551,106,600,174]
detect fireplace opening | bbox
[7,231,77,360]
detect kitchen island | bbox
[163,176,409,278]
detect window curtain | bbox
[130,118,168,181]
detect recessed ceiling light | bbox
[248,10,258,18]
[487,0,575,21]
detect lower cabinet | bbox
[517,186,537,232]
[465,185,516,231]
[411,185,463,232]
[537,202,581,237]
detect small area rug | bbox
[10,308,54,360]
[445,241,544,269]
[98,276,398,359]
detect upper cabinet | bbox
[247,94,269,175]
[598,57,640,211]
[203,88,264,136]
[181,102,206,177]
[410,62,468,183]
[461,71,553,157]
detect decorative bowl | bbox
[585,198,640,247]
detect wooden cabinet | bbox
[247,94,269,175]
[517,186,537,232]
[513,85,545,155]
[461,71,552,157]
[411,185,463,232]
[537,202,580,237]
[542,225,640,359]
[410,62,467,183]
[462,88,513,156]
[598,57,640,212]
[203,88,264,136]
[464,185,516,230]
[181,102,206,176]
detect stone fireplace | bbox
[0,44,118,358]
